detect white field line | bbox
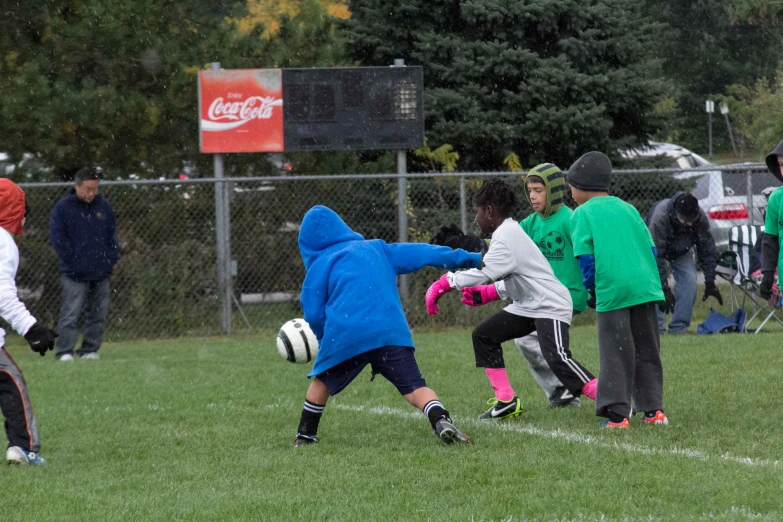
[333,404,781,470]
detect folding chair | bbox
[717,225,783,333]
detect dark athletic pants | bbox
[596,302,663,419]
[0,347,39,452]
[472,311,594,395]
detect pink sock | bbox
[581,378,598,401]
[484,368,515,402]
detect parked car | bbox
[620,142,781,250]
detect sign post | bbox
[706,100,715,159]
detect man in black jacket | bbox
[647,192,722,334]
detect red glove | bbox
[425,274,454,315]
[461,284,500,307]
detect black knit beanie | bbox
[674,193,699,221]
[567,151,612,192]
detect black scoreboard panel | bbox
[282,67,424,151]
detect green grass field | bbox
[0,326,781,521]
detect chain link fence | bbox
[15,163,780,340]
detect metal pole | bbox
[393,58,409,301]
[724,113,738,156]
[224,178,233,335]
[210,62,230,334]
[747,168,754,227]
[708,112,713,159]
[459,175,467,232]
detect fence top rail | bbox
[15,163,771,188]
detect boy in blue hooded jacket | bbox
[294,206,482,446]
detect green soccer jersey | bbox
[764,187,783,285]
[520,206,588,312]
[570,196,664,312]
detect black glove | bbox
[759,273,775,300]
[24,323,58,357]
[586,292,596,309]
[431,224,486,253]
[702,281,723,306]
[659,286,675,314]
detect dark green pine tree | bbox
[343,0,669,169]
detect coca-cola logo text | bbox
[207,96,281,121]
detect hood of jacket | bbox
[524,163,566,218]
[765,139,783,184]
[0,179,26,236]
[298,206,364,270]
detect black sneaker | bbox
[478,396,523,420]
[434,418,470,444]
[549,386,578,408]
[293,435,319,447]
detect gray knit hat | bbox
[567,151,612,192]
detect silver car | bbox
[621,142,781,250]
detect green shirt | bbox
[570,196,664,312]
[764,187,783,285]
[520,206,588,312]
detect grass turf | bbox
[0,326,781,521]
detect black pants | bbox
[596,302,663,419]
[472,311,594,395]
[0,348,39,452]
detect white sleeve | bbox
[495,281,508,300]
[0,235,36,336]
[447,238,518,290]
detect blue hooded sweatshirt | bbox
[299,206,481,377]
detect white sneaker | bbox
[7,446,46,465]
[79,352,100,360]
[57,353,74,362]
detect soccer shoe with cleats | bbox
[598,418,630,429]
[478,396,523,420]
[642,410,668,425]
[548,386,580,408]
[293,435,319,447]
[434,418,470,444]
[6,446,45,465]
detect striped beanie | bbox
[525,163,566,217]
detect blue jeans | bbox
[657,252,697,334]
[54,276,111,357]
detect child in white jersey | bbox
[425,178,596,419]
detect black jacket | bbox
[646,191,718,285]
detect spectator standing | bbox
[646,192,722,334]
[50,167,119,361]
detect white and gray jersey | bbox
[448,218,573,324]
[0,228,36,347]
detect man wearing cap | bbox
[647,192,722,334]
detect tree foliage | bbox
[0,0,346,181]
[343,0,669,169]
[643,0,783,153]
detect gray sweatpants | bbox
[596,302,663,419]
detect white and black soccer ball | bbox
[276,319,319,364]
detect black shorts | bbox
[316,346,426,396]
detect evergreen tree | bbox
[343,0,668,169]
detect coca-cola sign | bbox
[199,69,283,153]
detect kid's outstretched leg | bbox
[294,378,330,447]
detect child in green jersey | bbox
[517,163,595,407]
[568,151,668,428]
[760,139,783,302]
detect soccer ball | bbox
[545,231,565,253]
[276,319,319,364]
